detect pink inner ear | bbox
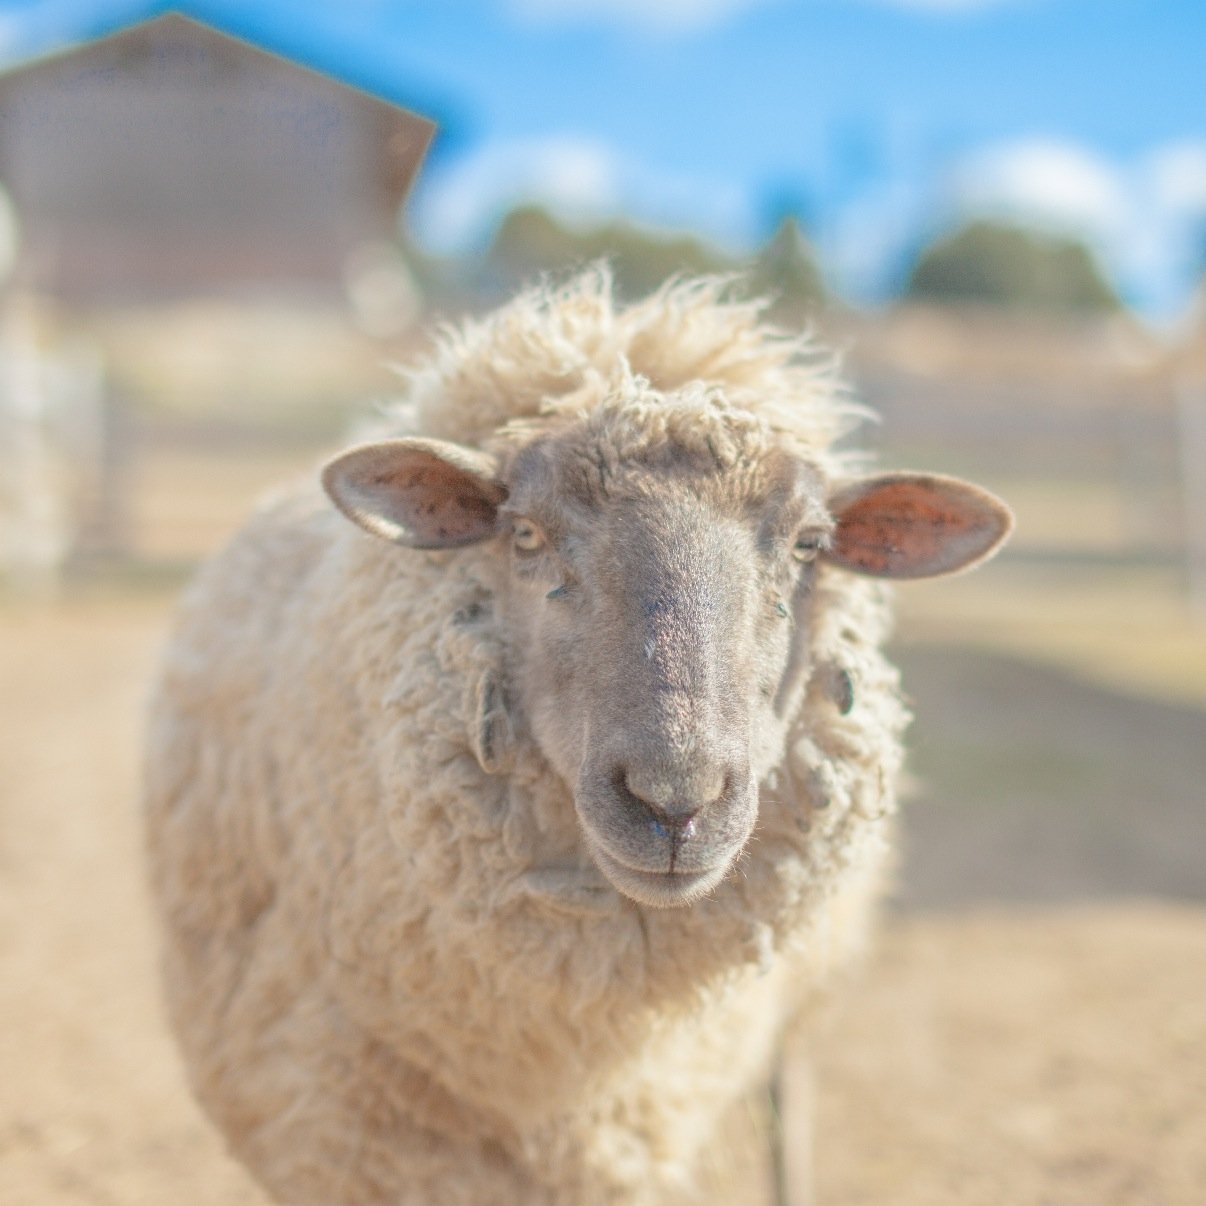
[377,459,499,546]
[325,439,505,548]
[830,476,1011,578]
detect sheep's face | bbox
[323,401,1012,909]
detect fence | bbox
[842,318,1206,625]
[4,301,1205,629]
[0,304,109,594]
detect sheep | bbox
[144,268,1012,1206]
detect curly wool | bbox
[388,266,868,470]
[145,270,909,1205]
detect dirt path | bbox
[813,905,1206,1205]
[0,600,267,1205]
[1,599,1203,1203]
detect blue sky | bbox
[1,0,1204,317]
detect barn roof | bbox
[0,11,438,300]
[0,4,449,140]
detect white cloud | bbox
[949,140,1129,240]
[507,0,778,35]
[411,138,623,250]
[410,136,752,253]
[1148,142,1206,217]
[827,179,929,300]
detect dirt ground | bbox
[1,597,1204,1204]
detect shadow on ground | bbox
[893,645,1206,909]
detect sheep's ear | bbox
[322,438,506,548]
[824,472,1013,579]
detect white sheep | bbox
[145,269,1012,1205]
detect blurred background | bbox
[0,2,1203,1203]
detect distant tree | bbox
[485,205,733,301]
[903,220,1120,314]
[485,205,578,281]
[747,216,825,323]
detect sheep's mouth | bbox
[587,841,732,909]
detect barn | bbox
[0,11,435,300]
[0,11,435,590]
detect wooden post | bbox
[0,309,68,596]
[770,1049,815,1206]
[1176,377,1206,625]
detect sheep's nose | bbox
[621,764,726,832]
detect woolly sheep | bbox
[145,270,1012,1205]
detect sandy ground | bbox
[1,597,1204,1204]
[811,906,1206,1205]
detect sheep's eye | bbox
[512,518,546,553]
[792,533,826,563]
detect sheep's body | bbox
[146,273,913,1204]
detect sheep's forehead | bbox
[506,391,813,518]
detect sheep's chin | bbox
[587,841,733,910]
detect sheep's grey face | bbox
[322,413,1013,910]
[497,435,829,909]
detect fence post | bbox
[1176,377,1206,625]
[0,310,69,596]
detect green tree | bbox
[904,220,1120,314]
[485,205,733,301]
[747,216,825,323]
